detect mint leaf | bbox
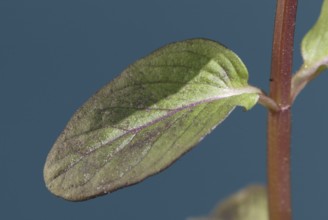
[187,185,268,220]
[301,0,328,69]
[292,0,328,101]
[44,39,259,201]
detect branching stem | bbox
[291,57,328,103]
[258,93,281,112]
[245,85,280,112]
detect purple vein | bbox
[78,109,190,189]
[50,88,254,183]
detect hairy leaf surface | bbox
[44,39,259,201]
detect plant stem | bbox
[258,91,280,112]
[267,0,297,220]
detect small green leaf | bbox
[187,185,268,220]
[301,0,328,69]
[44,39,259,201]
[291,0,328,102]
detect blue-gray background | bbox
[1,1,327,219]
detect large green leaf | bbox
[301,0,328,68]
[44,39,259,201]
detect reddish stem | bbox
[267,0,297,220]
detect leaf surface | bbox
[301,0,328,70]
[187,185,268,220]
[44,39,259,201]
[291,0,328,101]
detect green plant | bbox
[43,0,328,219]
